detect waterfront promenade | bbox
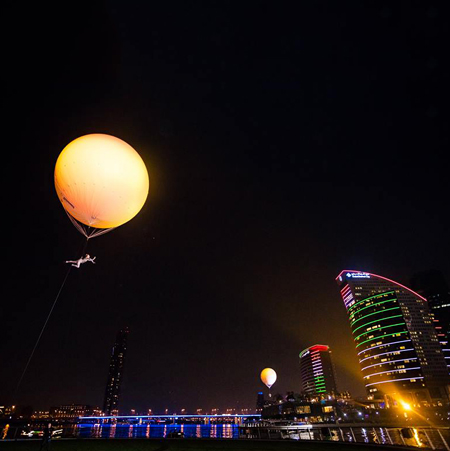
[0,438,420,451]
[3,421,450,449]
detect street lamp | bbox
[400,401,411,421]
[400,401,411,411]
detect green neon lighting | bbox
[299,349,309,358]
[356,331,408,348]
[315,382,326,387]
[355,323,405,341]
[351,307,401,326]
[352,314,403,334]
[349,298,397,320]
[348,290,395,312]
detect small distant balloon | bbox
[260,368,277,389]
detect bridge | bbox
[79,414,261,425]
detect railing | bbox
[3,421,450,449]
[239,424,450,449]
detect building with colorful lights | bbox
[336,270,450,406]
[299,344,337,396]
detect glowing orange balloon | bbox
[260,368,277,389]
[55,134,149,229]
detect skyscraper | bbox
[299,344,337,396]
[256,392,265,411]
[336,270,449,406]
[411,270,450,373]
[103,327,129,416]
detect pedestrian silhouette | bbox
[39,423,52,451]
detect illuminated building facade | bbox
[0,405,15,418]
[411,270,450,374]
[50,404,100,419]
[337,270,449,405]
[103,327,129,415]
[299,344,337,396]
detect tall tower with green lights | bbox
[336,270,450,406]
[299,344,337,396]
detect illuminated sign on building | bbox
[346,272,371,279]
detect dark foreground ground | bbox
[0,439,416,451]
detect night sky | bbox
[2,1,449,414]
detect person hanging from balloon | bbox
[65,254,96,268]
[13,134,150,400]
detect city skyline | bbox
[5,269,449,413]
[2,2,448,413]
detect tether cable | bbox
[14,237,89,397]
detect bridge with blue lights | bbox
[79,414,261,425]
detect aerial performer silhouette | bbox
[65,254,96,268]
[55,133,150,264]
[15,134,150,398]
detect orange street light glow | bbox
[400,401,412,411]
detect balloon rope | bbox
[62,237,89,349]
[14,266,72,396]
[14,236,89,398]
[63,210,115,240]
[64,210,89,238]
[88,227,116,239]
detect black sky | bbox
[2,1,449,413]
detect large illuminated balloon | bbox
[260,368,277,389]
[55,134,149,235]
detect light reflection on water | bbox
[378,427,388,444]
[361,427,369,443]
[77,424,239,439]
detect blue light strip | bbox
[357,339,411,356]
[365,377,424,387]
[361,357,418,371]
[363,366,421,379]
[79,414,261,420]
